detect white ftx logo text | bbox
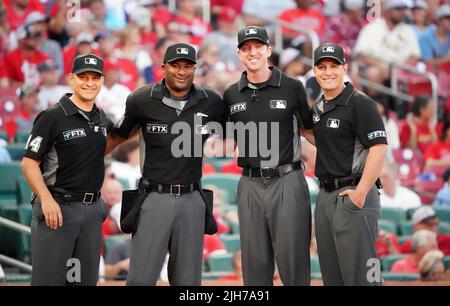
[176,48,189,55]
[85,58,97,65]
[147,124,168,134]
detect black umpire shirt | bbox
[24,94,114,192]
[112,80,226,185]
[223,67,313,169]
[312,82,388,180]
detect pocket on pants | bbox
[341,195,362,212]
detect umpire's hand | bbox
[41,196,63,229]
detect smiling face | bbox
[162,59,196,97]
[313,58,348,97]
[69,71,104,103]
[237,40,271,74]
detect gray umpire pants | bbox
[315,186,382,286]
[31,197,107,286]
[126,191,205,286]
[237,169,311,286]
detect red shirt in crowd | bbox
[390,256,419,273]
[278,7,327,37]
[4,0,45,31]
[203,234,226,260]
[173,15,211,46]
[4,48,50,84]
[401,233,450,256]
[211,0,244,14]
[424,141,450,162]
[376,233,401,258]
[400,121,443,154]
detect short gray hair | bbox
[411,230,436,251]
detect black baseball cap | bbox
[71,54,104,76]
[313,43,345,66]
[163,43,197,64]
[237,26,270,48]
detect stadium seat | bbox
[443,256,450,269]
[220,234,240,253]
[392,148,422,188]
[204,157,234,172]
[381,207,407,224]
[399,221,414,236]
[397,235,412,246]
[382,272,420,282]
[439,222,450,234]
[380,254,409,272]
[406,207,417,220]
[6,143,25,161]
[207,253,234,273]
[378,219,397,234]
[202,174,240,204]
[103,235,130,258]
[433,206,450,223]
[14,130,31,144]
[0,162,23,202]
[0,131,7,141]
[17,204,32,263]
[415,177,443,204]
[16,176,32,204]
[229,221,240,234]
[310,256,321,274]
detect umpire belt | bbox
[50,187,101,204]
[243,162,301,179]
[319,176,382,192]
[146,182,199,196]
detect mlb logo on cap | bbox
[245,28,258,35]
[176,48,189,55]
[85,58,98,65]
[322,46,335,53]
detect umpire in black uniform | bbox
[22,54,113,286]
[106,43,225,286]
[311,43,388,286]
[223,26,314,286]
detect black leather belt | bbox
[50,188,101,204]
[146,182,198,196]
[319,176,382,192]
[243,162,301,179]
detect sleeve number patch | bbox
[26,135,43,153]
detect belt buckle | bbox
[170,185,181,196]
[260,168,273,179]
[83,193,94,204]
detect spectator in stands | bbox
[401,206,450,255]
[241,0,296,27]
[0,139,12,162]
[96,61,131,122]
[374,93,400,150]
[138,0,173,39]
[4,84,39,141]
[37,60,70,111]
[411,0,430,37]
[0,3,10,58]
[219,250,243,281]
[174,0,211,46]
[354,0,421,90]
[3,0,44,31]
[376,228,401,258]
[424,123,450,168]
[391,229,437,273]
[3,24,50,86]
[202,7,241,67]
[203,234,227,261]
[323,0,367,50]
[279,47,306,81]
[434,168,450,206]
[418,250,447,281]
[147,37,175,83]
[25,11,64,77]
[104,237,131,280]
[110,139,141,189]
[400,95,442,154]
[278,0,327,56]
[379,161,422,210]
[418,4,450,69]
[101,178,123,237]
[63,32,96,75]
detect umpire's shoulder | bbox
[222,82,239,102]
[201,86,222,103]
[352,88,377,107]
[126,84,155,104]
[33,102,62,124]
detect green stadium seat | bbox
[433,206,450,223]
[202,174,240,204]
[310,256,321,274]
[443,256,450,269]
[378,219,397,234]
[0,131,7,141]
[117,177,130,190]
[204,157,234,172]
[229,221,240,234]
[382,272,420,282]
[397,235,412,246]
[6,143,25,160]
[14,130,31,144]
[0,162,23,202]
[380,254,409,272]
[202,271,231,280]
[103,235,130,258]
[220,234,240,253]
[207,253,234,273]
[399,221,414,236]
[17,204,32,263]
[381,207,406,224]
[0,206,20,259]
[406,207,417,220]
[439,222,450,234]
[16,175,32,204]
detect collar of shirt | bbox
[58,93,100,118]
[238,66,282,92]
[149,79,209,101]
